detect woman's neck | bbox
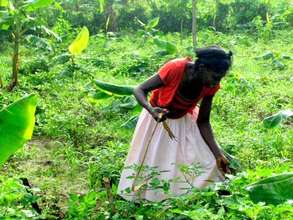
[183,66,203,87]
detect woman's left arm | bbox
[197,96,230,174]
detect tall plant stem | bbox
[192,0,197,53]
[7,30,20,91]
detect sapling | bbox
[0,0,53,91]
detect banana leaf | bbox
[0,94,37,167]
[246,172,293,205]
[94,80,134,96]
[69,26,89,56]
[263,110,293,128]
[23,0,53,12]
[153,37,177,55]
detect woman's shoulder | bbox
[168,57,192,65]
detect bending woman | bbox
[118,46,233,202]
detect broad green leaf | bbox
[94,80,134,96]
[98,0,105,13]
[262,51,274,59]
[272,59,285,70]
[281,54,293,60]
[39,25,61,41]
[8,0,14,11]
[263,109,293,128]
[220,0,235,4]
[23,0,53,12]
[153,37,177,54]
[0,23,10,30]
[69,26,89,56]
[0,94,37,167]
[0,0,9,7]
[246,172,293,205]
[121,115,139,129]
[92,90,112,100]
[148,17,160,29]
[255,51,274,60]
[52,53,71,64]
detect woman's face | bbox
[201,68,225,87]
[187,63,226,87]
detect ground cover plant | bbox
[0,0,292,219]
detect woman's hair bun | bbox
[195,45,233,74]
[228,50,233,58]
[196,45,232,61]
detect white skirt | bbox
[117,107,225,202]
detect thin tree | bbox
[192,0,197,53]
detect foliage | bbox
[263,110,293,128]
[246,172,293,205]
[66,191,97,219]
[0,0,53,90]
[0,176,41,219]
[68,26,89,56]
[94,79,134,96]
[0,94,37,167]
[153,37,177,55]
[0,3,292,217]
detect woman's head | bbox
[194,46,233,87]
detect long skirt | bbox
[117,107,225,202]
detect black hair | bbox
[195,46,233,75]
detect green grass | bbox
[0,29,292,219]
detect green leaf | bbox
[39,25,61,41]
[98,0,105,13]
[153,37,177,54]
[69,26,89,56]
[0,11,13,30]
[8,0,14,11]
[263,109,293,128]
[148,17,160,29]
[0,0,9,7]
[92,90,112,100]
[94,80,134,96]
[0,23,10,30]
[0,94,37,167]
[272,59,285,70]
[255,51,274,60]
[23,0,53,12]
[246,172,293,205]
[121,115,139,129]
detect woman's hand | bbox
[151,107,169,122]
[216,154,231,176]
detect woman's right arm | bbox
[133,74,169,122]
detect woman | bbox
[118,46,233,202]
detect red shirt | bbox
[149,57,220,118]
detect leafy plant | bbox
[153,36,177,55]
[0,0,53,91]
[263,109,293,128]
[89,80,139,128]
[68,26,89,64]
[0,176,40,218]
[136,17,160,39]
[67,191,97,219]
[246,172,293,205]
[0,94,37,166]
[94,80,134,96]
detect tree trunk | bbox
[192,0,197,54]
[75,0,80,11]
[105,4,117,32]
[213,0,219,28]
[0,75,3,88]
[7,31,20,91]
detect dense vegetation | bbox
[0,0,292,219]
